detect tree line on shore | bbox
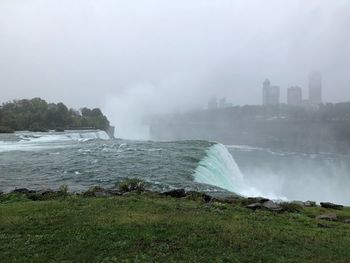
[0,98,110,133]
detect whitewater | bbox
[1,130,350,205]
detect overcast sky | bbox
[1,0,350,135]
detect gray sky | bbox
[1,0,350,136]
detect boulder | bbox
[344,219,350,224]
[262,200,282,211]
[203,194,212,203]
[94,191,112,197]
[291,201,305,206]
[320,202,343,210]
[162,189,187,198]
[304,201,317,207]
[211,196,239,205]
[83,186,106,197]
[186,191,212,203]
[12,188,33,195]
[122,191,138,196]
[35,189,56,196]
[247,197,270,204]
[246,203,262,210]
[26,189,57,200]
[246,200,282,211]
[316,213,337,221]
[107,189,123,196]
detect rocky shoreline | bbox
[1,179,349,224]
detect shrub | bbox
[0,126,14,133]
[58,184,69,197]
[117,178,145,193]
[0,193,30,203]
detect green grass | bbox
[1,193,350,262]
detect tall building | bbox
[308,71,322,105]
[208,97,218,110]
[287,86,302,106]
[262,79,280,106]
[219,97,233,108]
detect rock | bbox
[344,219,350,224]
[12,188,33,195]
[83,186,107,197]
[246,203,263,210]
[211,196,239,205]
[316,213,337,221]
[162,189,187,198]
[262,200,282,211]
[320,202,343,210]
[107,189,122,196]
[186,191,212,203]
[26,189,57,200]
[203,194,212,203]
[247,197,270,204]
[246,200,282,211]
[291,201,305,206]
[122,191,137,196]
[36,189,56,196]
[221,196,240,204]
[304,201,317,207]
[94,191,112,197]
[280,202,303,212]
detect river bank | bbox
[1,183,350,262]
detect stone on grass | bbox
[316,213,337,221]
[304,201,317,207]
[246,203,262,210]
[186,191,212,203]
[162,189,187,198]
[94,191,112,197]
[343,219,350,224]
[248,197,270,203]
[12,188,33,195]
[107,189,122,196]
[262,200,282,211]
[320,202,343,210]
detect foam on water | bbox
[0,130,110,153]
[194,143,287,200]
[195,143,350,204]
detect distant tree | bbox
[81,108,92,117]
[0,98,111,132]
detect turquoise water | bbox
[1,130,350,204]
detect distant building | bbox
[208,97,218,110]
[309,71,322,105]
[219,97,233,108]
[262,79,280,106]
[287,86,302,106]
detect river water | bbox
[1,130,349,205]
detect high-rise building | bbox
[287,86,302,106]
[262,79,280,106]
[219,97,233,108]
[308,71,322,105]
[208,97,218,110]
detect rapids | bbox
[1,130,350,205]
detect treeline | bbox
[0,98,110,133]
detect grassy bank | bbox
[1,192,350,262]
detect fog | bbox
[1,0,350,138]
